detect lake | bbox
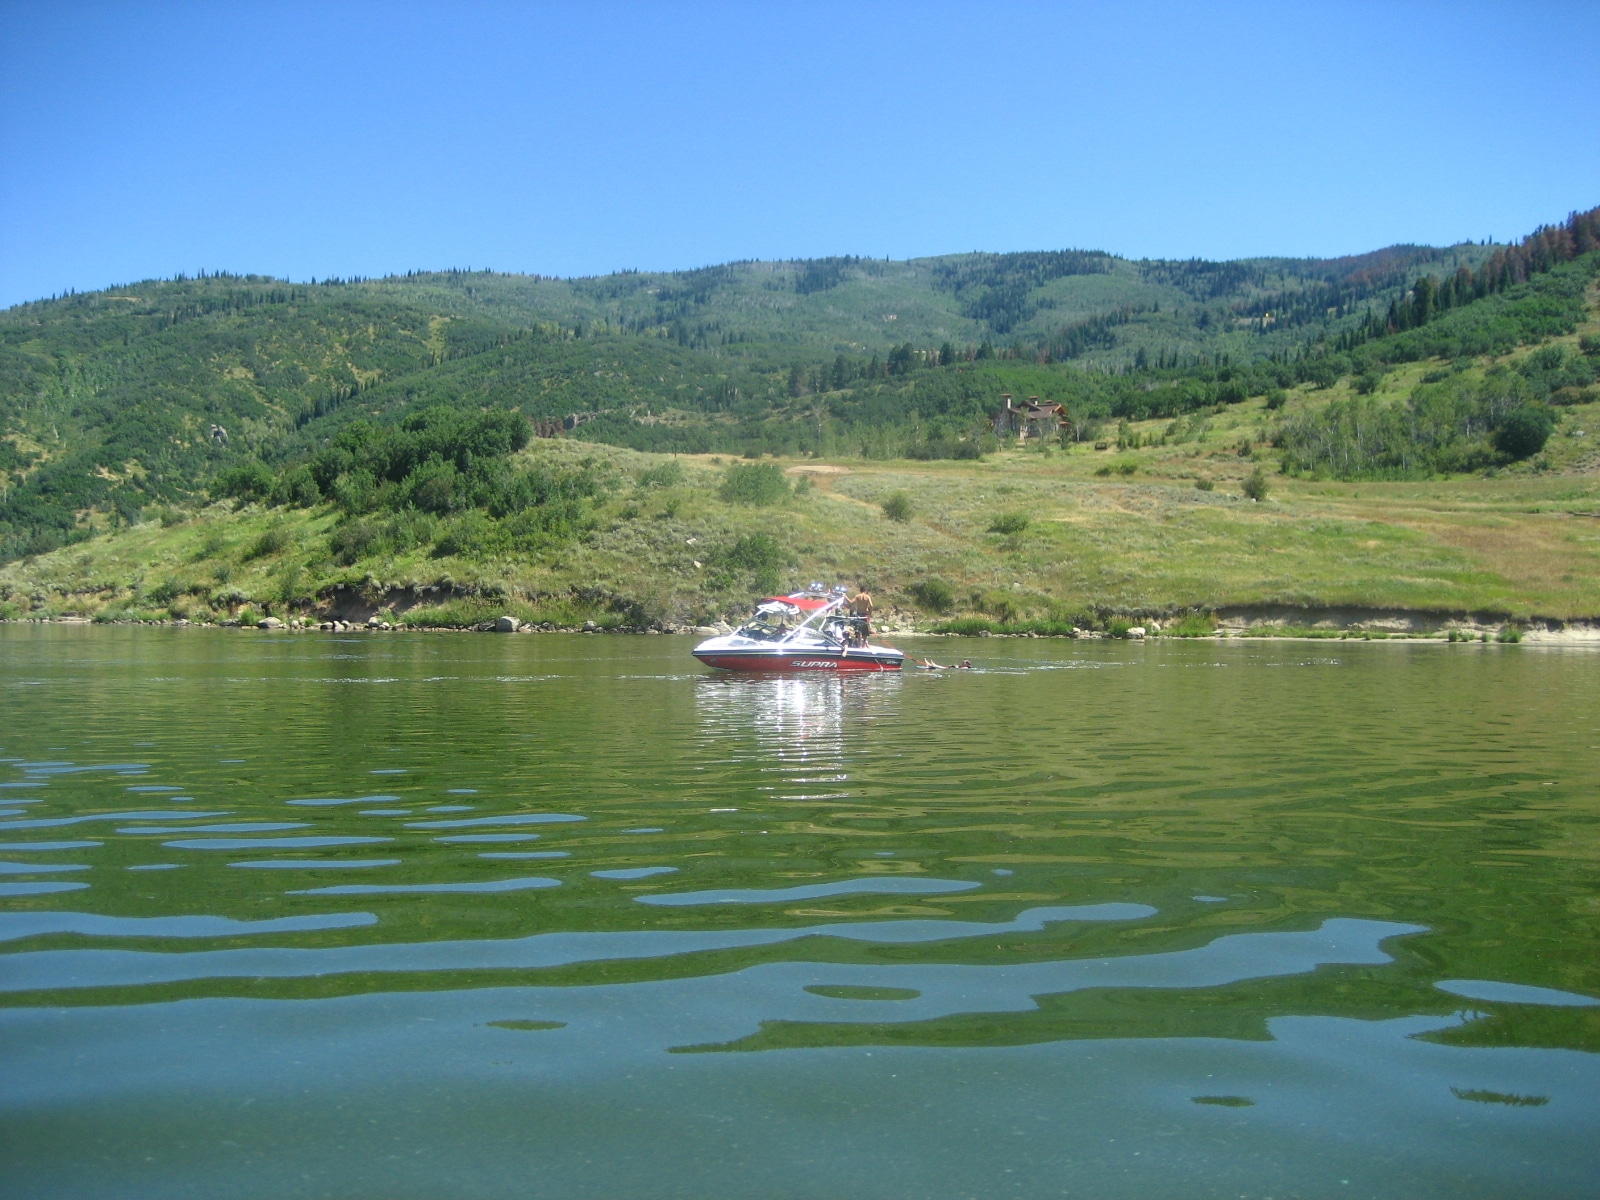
[0,626,1596,1198]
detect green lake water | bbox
[0,626,1596,1198]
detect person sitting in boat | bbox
[742,602,797,641]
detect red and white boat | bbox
[692,586,904,672]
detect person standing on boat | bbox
[850,587,874,642]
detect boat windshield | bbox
[736,614,793,642]
[734,596,841,643]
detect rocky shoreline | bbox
[8,610,1598,643]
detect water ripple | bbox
[0,911,377,941]
[637,876,983,906]
[0,903,1157,992]
[287,876,563,896]
[164,836,393,850]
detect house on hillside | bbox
[991,394,1069,441]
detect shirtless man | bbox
[850,587,874,640]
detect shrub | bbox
[982,591,1020,623]
[1299,358,1344,390]
[1115,460,1137,476]
[720,533,787,572]
[330,519,384,565]
[432,511,498,558]
[880,491,913,522]
[908,578,955,614]
[1264,389,1288,411]
[988,512,1029,535]
[325,467,377,512]
[719,463,789,506]
[147,577,199,604]
[1496,624,1523,643]
[244,522,293,560]
[270,465,322,508]
[21,529,64,557]
[906,433,983,461]
[1353,370,1385,395]
[1195,478,1215,491]
[710,533,791,594]
[1492,406,1556,460]
[404,460,463,514]
[1242,468,1270,502]
[931,617,997,636]
[275,563,311,606]
[1168,612,1216,637]
[398,598,555,629]
[638,461,685,488]
[926,616,1081,637]
[195,528,229,559]
[212,460,275,503]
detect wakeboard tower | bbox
[691,584,904,672]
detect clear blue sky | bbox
[2,1,1596,308]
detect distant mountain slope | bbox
[1,208,1592,560]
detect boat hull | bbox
[692,646,902,672]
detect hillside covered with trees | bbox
[1,206,1595,564]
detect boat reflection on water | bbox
[694,671,903,795]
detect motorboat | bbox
[692,585,904,672]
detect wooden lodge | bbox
[991,394,1069,441]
